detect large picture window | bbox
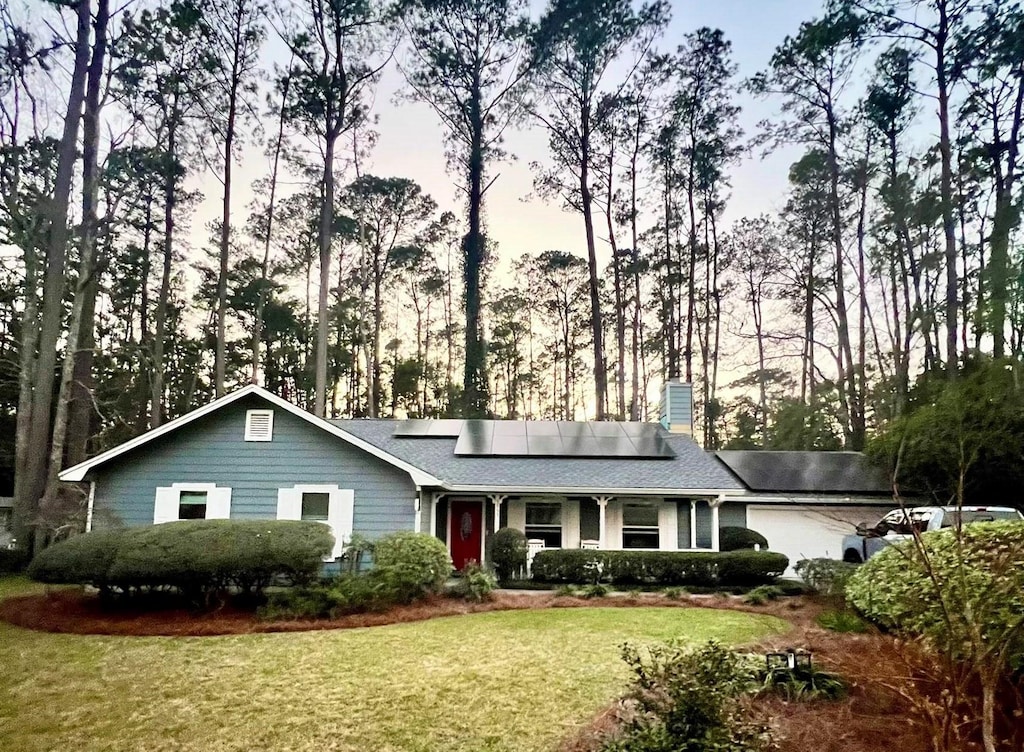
[525,503,562,548]
[622,503,659,549]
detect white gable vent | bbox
[244,409,274,441]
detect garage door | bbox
[746,505,890,575]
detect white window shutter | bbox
[326,489,354,560]
[658,500,678,551]
[507,499,526,532]
[276,488,302,521]
[154,487,180,524]
[206,487,232,519]
[562,499,580,549]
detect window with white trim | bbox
[178,491,208,519]
[277,485,354,560]
[244,409,274,441]
[525,502,562,548]
[622,503,659,549]
[300,492,330,521]
[153,484,232,523]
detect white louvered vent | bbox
[244,409,274,441]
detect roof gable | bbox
[58,385,441,486]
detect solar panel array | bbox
[393,419,465,438]
[452,420,675,458]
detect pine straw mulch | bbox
[557,597,940,752]
[0,588,788,638]
[0,589,941,752]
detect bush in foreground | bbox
[368,531,453,603]
[846,520,1024,751]
[531,549,788,587]
[603,641,772,752]
[28,520,333,603]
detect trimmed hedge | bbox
[27,520,334,602]
[719,526,769,552]
[530,548,788,587]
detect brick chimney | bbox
[658,379,693,435]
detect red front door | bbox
[449,500,483,571]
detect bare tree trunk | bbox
[43,0,110,507]
[463,107,488,417]
[13,0,92,547]
[935,1,958,376]
[314,132,337,418]
[252,67,291,384]
[580,120,607,420]
[152,116,179,428]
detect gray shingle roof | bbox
[335,420,743,493]
[714,450,890,495]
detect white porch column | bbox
[488,494,507,533]
[689,500,697,549]
[594,496,611,549]
[429,493,443,537]
[710,495,723,552]
[413,491,422,533]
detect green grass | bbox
[0,579,787,752]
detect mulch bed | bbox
[0,588,943,752]
[0,588,788,637]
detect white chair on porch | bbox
[526,538,546,576]
[580,539,600,550]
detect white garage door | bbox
[746,505,889,575]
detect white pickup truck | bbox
[841,505,1024,563]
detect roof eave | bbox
[436,484,743,496]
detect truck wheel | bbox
[843,550,863,564]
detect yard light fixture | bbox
[765,649,812,672]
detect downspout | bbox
[85,480,96,532]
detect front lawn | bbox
[0,584,786,752]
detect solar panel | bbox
[454,420,675,458]
[394,419,464,438]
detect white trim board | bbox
[58,384,441,487]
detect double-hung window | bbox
[277,485,354,560]
[525,503,562,548]
[622,504,660,549]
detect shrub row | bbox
[27,520,334,602]
[530,549,788,587]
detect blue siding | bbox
[90,396,418,541]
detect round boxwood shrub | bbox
[719,526,769,552]
[488,527,528,584]
[371,531,453,603]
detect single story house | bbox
[58,381,895,573]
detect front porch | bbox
[424,492,737,569]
